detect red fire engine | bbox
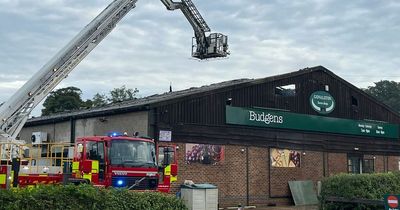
[0,133,177,192]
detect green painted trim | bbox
[226,106,399,139]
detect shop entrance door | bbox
[348,154,362,174]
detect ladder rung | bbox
[181,0,210,32]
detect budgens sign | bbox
[310,91,335,114]
[225,105,399,139]
[248,110,283,125]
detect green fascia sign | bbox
[226,106,399,139]
[310,91,335,114]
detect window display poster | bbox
[270,148,300,167]
[185,144,224,165]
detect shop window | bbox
[363,159,375,173]
[348,155,361,174]
[348,155,375,174]
[275,84,296,96]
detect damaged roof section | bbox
[26,65,400,125]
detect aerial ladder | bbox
[161,0,229,59]
[0,0,229,150]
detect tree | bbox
[42,87,90,116]
[108,85,139,104]
[363,80,400,112]
[92,93,108,107]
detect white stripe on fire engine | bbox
[113,171,157,175]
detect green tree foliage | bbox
[91,86,139,107]
[92,93,108,107]
[42,87,91,116]
[42,86,139,115]
[108,85,139,104]
[364,80,400,112]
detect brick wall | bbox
[170,143,248,207]
[248,147,269,205]
[366,155,384,173]
[270,150,324,197]
[170,143,328,207]
[164,141,400,207]
[388,156,400,172]
[327,153,347,175]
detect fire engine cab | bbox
[71,134,177,191]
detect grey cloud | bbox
[0,0,399,116]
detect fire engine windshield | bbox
[110,140,156,168]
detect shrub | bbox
[0,184,187,210]
[319,172,400,210]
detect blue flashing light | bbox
[117,180,124,186]
[107,132,123,137]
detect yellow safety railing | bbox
[1,142,74,175]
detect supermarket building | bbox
[20,66,400,207]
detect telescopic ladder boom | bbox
[161,0,229,59]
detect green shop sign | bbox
[310,91,335,114]
[226,106,399,139]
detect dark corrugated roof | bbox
[27,77,253,123]
[27,65,398,124]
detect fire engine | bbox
[0,0,228,191]
[1,133,177,192]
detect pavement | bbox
[254,205,318,210]
[221,205,318,210]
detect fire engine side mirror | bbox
[77,143,84,153]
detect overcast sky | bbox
[0,0,399,116]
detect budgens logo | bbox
[310,91,335,114]
[249,110,283,124]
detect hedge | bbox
[0,184,187,210]
[319,172,400,210]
